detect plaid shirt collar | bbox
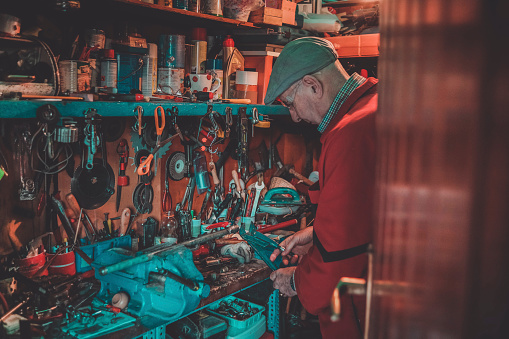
[317,73,366,133]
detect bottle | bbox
[222,36,244,99]
[160,211,178,244]
[193,151,211,194]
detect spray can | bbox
[100,49,118,93]
[142,43,158,97]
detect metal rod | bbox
[99,225,240,276]
[0,297,29,322]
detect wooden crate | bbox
[249,7,283,26]
[281,0,296,25]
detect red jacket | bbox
[295,78,378,338]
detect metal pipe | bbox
[0,297,29,322]
[151,270,199,291]
[99,225,240,276]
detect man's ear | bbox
[302,75,323,98]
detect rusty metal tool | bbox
[115,139,129,212]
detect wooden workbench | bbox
[94,259,272,339]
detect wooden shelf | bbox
[323,0,379,7]
[0,101,289,118]
[96,0,258,29]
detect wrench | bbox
[250,173,265,218]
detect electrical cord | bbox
[31,136,73,175]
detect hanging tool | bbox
[176,176,196,241]
[208,160,224,222]
[236,107,249,181]
[138,106,164,176]
[134,106,145,136]
[133,149,154,214]
[137,134,178,176]
[231,170,245,201]
[119,208,131,236]
[72,109,115,210]
[116,139,130,212]
[162,157,173,213]
[167,151,186,181]
[103,213,112,236]
[50,195,76,241]
[251,173,266,218]
[65,193,99,243]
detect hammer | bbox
[274,164,314,186]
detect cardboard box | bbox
[281,0,296,25]
[324,33,380,57]
[249,7,283,26]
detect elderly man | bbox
[267,37,378,338]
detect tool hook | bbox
[133,106,146,134]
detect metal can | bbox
[84,29,105,49]
[100,50,118,93]
[157,68,184,95]
[58,60,78,94]
[158,35,185,68]
[191,40,207,74]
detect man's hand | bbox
[270,266,297,297]
[270,226,313,265]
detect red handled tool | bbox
[116,139,129,212]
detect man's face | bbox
[279,80,320,125]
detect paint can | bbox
[89,58,101,91]
[47,251,76,276]
[83,29,105,49]
[77,62,91,93]
[100,49,118,93]
[191,40,207,74]
[157,68,184,95]
[159,34,185,68]
[15,252,48,278]
[58,60,78,94]
[202,0,223,16]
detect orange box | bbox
[281,0,296,26]
[324,33,380,58]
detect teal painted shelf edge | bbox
[0,101,290,118]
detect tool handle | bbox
[137,106,143,136]
[222,98,251,104]
[210,161,220,186]
[154,105,165,135]
[65,193,81,216]
[289,168,314,186]
[231,170,245,200]
[119,208,130,236]
[258,219,298,234]
[117,175,129,186]
[137,154,154,176]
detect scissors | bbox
[138,106,173,176]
